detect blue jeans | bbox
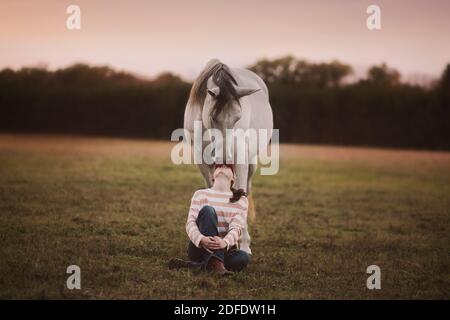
[187,205,251,272]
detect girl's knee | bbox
[198,205,217,220]
[196,206,218,235]
[226,252,251,272]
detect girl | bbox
[169,163,251,275]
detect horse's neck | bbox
[231,68,273,132]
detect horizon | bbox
[1,57,444,87]
[1,0,449,84]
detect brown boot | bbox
[206,257,233,276]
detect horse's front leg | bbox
[231,138,249,191]
[193,138,214,188]
[234,163,249,192]
[197,162,213,188]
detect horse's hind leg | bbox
[247,162,257,221]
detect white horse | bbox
[184,59,273,220]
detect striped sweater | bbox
[186,188,252,254]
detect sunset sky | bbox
[1,0,449,81]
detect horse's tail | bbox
[189,59,223,107]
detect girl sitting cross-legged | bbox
[168,163,251,276]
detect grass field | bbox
[0,134,449,299]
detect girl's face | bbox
[213,166,234,182]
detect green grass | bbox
[0,135,449,299]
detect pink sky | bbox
[1,0,449,81]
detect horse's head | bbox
[202,79,259,130]
[201,67,260,162]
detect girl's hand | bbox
[209,236,227,250]
[200,236,214,250]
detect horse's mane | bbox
[189,59,239,118]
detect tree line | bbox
[0,56,449,150]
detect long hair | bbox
[230,187,247,203]
[189,59,240,119]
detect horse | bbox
[184,59,274,221]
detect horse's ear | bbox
[236,87,261,98]
[207,87,220,98]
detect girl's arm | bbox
[185,190,205,248]
[223,196,248,250]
